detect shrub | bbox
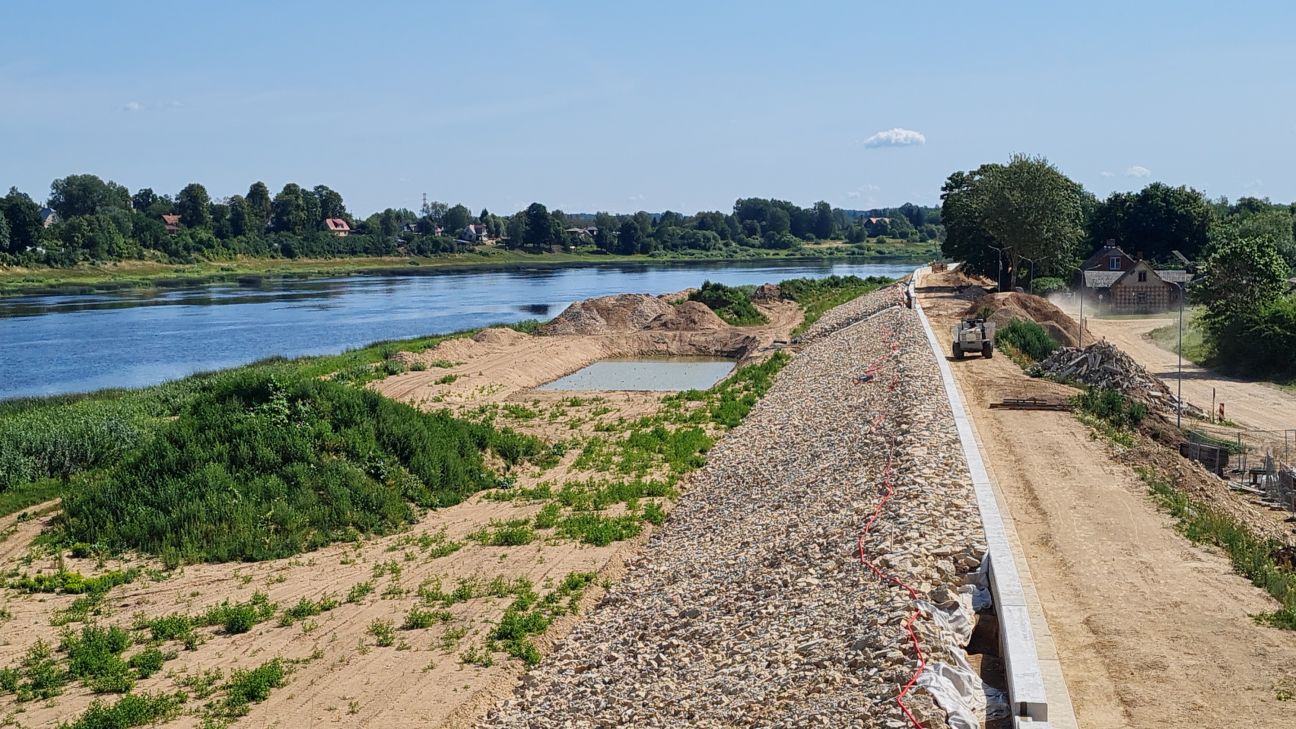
[59,371,542,563]
[219,659,286,717]
[997,319,1059,362]
[1032,276,1067,297]
[61,624,134,694]
[688,281,767,326]
[1071,388,1147,430]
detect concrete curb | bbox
[908,270,1055,726]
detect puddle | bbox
[539,358,735,391]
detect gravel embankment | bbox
[799,282,910,344]
[484,299,986,729]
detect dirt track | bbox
[918,272,1296,729]
[1080,315,1296,433]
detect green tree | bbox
[962,155,1086,287]
[0,211,10,254]
[227,195,249,237]
[616,217,643,255]
[48,174,130,219]
[245,182,272,232]
[523,203,554,250]
[443,204,471,236]
[812,201,835,239]
[313,185,347,221]
[176,183,212,229]
[1089,183,1214,261]
[131,187,158,212]
[1199,236,1289,329]
[0,187,44,253]
[479,207,490,223]
[271,184,309,234]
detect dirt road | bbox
[1078,315,1296,434]
[918,273,1296,729]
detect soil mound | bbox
[541,294,673,336]
[751,283,782,303]
[472,328,530,346]
[643,301,727,331]
[966,292,1084,347]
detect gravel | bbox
[800,283,911,344]
[483,295,987,729]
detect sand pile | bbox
[540,294,674,336]
[643,301,727,331]
[966,292,1085,347]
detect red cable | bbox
[856,323,927,729]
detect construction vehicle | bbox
[951,318,995,359]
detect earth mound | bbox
[540,294,674,336]
[643,301,728,331]
[966,292,1084,347]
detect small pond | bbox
[539,358,735,391]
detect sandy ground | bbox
[0,297,803,728]
[918,271,1296,729]
[1067,312,1296,434]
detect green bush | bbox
[59,371,541,563]
[688,281,768,326]
[1032,276,1067,297]
[1071,388,1148,430]
[218,659,286,717]
[779,275,893,334]
[997,319,1059,362]
[62,624,134,694]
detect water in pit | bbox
[539,358,735,391]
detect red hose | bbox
[856,322,927,729]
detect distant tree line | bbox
[939,153,1296,378]
[0,174,943,267]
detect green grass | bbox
[469,519,536,546]
[688,281,768,326]
[1071,388,1147,431]
[1139,467,1296,629]
[486,572,596,665]
[277,594,339,626]
[779,275,893,335]
[0,639,67,701]
[6,569,138,595]
[54,370,542,564]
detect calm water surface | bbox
[0,259,917,399]
[539,358,735,391]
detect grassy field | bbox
[0,240,937,296]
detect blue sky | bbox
[2,1,1293,216]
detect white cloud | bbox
[1100,171,1115,178]
[863,128,926,148]
[122,101,142,112]
[1124,165,1151,178]
[626,193,645,203]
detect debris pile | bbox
[1037,341,1201,416]
[485,302,991,728]
[540,294,674,336]
[966,292,1085,347]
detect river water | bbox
[0,259,918,400]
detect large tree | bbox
[523,203,554,250]
[48,174,131,219]
[176,183,212,229]
[942,155,1085,288]
[0,187,44,253]
[442,204,471,235]
[312,185,347,222]
[271,183,309,234]
[812,201,835,239]
[245,181,272,233]
[1088,182,1214,261]
[1198,235,1290,329]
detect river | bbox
[0,259,918,400]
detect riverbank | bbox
[0,242,936,296]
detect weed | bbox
[126,647,169,679]
[435,374,459,385]
[469,519,536,546]
[368,620,396,647]
[459,644,494,667]
[57,691,186,729]
[174,667,223,699]
[688,281,767,326]
[62,624,134,694]
[402,607,452,630]
[200,592,276,634]
[996,319,1059,362]
[278,595,339,626]
[439,626,468,653]
[347,580,375,604]
[217,659,287,717]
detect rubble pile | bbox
[1037,341,1202,416]
[484,302,989,728]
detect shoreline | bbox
[0,246,935,297]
